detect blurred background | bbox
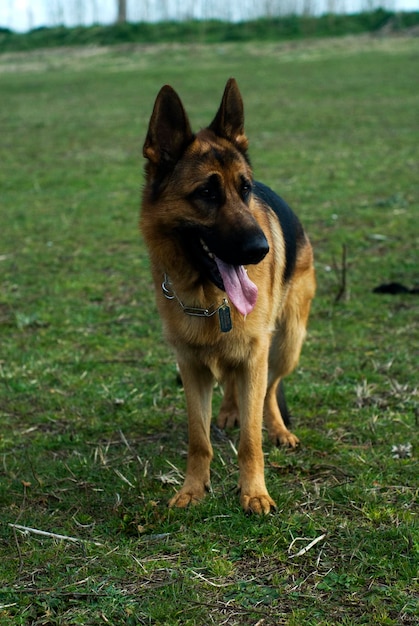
[2,0,418,33]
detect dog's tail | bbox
[277,380,291,427]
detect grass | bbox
[0,36,418,625]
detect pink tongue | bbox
[214,256,258,316]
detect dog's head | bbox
[141,79,269,315]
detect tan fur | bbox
[140,79,315,514]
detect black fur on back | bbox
[253,181,305,283]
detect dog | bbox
[140,78,315,514]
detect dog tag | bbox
[218,302,232,333]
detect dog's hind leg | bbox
[264,257,315,448]
[217,377,240,429]
[168,357,214,508]
[264,377,300,448]
[276,380,291,428]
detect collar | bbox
[161,274,232,332]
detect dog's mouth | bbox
[199,238,258,316]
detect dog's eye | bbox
[193,175,223,205]
[198,186,214,200]
[240,179,252,202]
[196,186,218,204]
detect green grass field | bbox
[0,36,418,625]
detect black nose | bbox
[204,224,269,266]
[241,230,269,264]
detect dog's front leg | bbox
[237,342,276,515]
[168,357,214,509]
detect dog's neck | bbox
[161,274,232,332]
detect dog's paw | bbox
[168,483,208,509]
[240,493,277,515]
[270,429,300,449]
[217,408,240,430]
[168,491,201,508]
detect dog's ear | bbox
[143,85,194,167]
[208,78,248,152]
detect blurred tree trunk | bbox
[116,0,127,23]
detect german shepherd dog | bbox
[141,79,315,514]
